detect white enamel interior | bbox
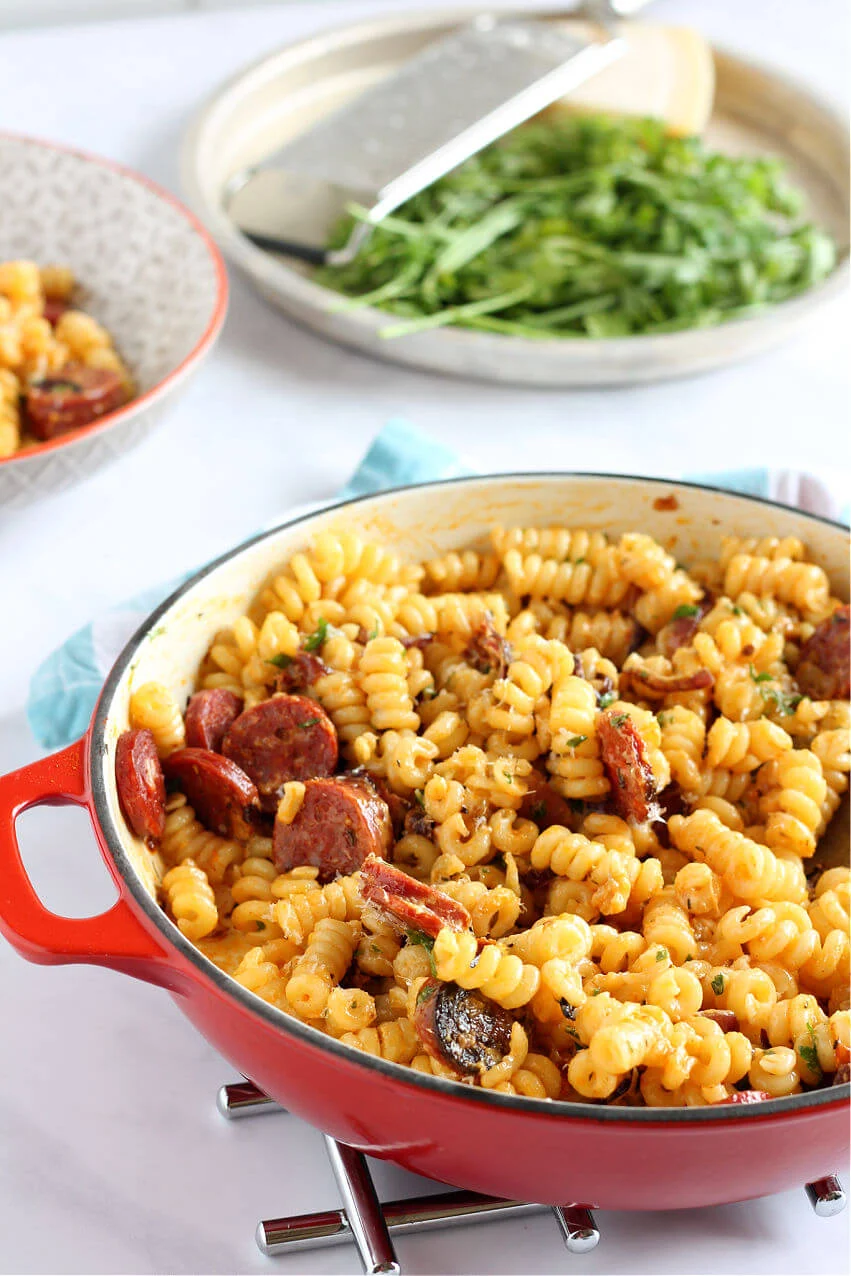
[96,474,850,898]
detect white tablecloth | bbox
[0,1,848,1272]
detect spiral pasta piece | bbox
[669,809,807,903]
[432,930,540,1008]
[129,682,186,757]
[162,860,218,940]
[760,749,827,858]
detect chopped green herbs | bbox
[598,690,617,709]
[609,712,629,727]
[798,1021,823,1077]
[304,618,328,651]
[566,735,588,749]
[267,652,293,669]
[749,665,774,684]
[655,947,668,962]
[316,115,836,339]
[710,972,726,995]
[672,603,700,619]
[298,717,321,729]
[406,929,435,952]
[414,789,425,807]
[416,981,435,1007]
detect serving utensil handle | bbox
[0,739,173,985]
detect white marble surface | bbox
[0,2,849,1273]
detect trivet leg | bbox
[324,1137,401,1275]
[805,1176,846,1217]
[216,1081,282,1119]
[553,1204,600,1252]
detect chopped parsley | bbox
[609,712,629,728]
[749,664,773,684]
[406,928,435,952]
[267,652,293,668]
[598,690,617,709]
[367,624,380,641]
[416,981,435,1007]
[762,686,803,716]
[414,789,425,808]
[303,618,328,651]
[298,717,321,729]
[566,735,587,749]
[798,1021,822,1077]
[672,604,700,620]
[655,947,668,962]
[710,972,726,995]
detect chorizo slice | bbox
[796,604,850,700]
[164,747,259,839]
[42,298,70,326]
[273,651,330,694]
[412,978,513,1076]
[656,599,711,658]
[625,666,714,696]
[115,729,166,843]
[223,695,338,810]
[520,766,573,830]
[718,1090,773,1105]
[598,709,658,823]
[699,1009,739,1034]
[184,688,243,753]
[358,855,471,938]
[25,363,128,440]
[273,777,392,881]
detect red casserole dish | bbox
[0,474,848,1210]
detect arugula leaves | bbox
[317,115,835,340]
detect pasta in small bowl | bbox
[0,134,227,506]
[0,473,847,1213]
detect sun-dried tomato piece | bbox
[597,709,657,823]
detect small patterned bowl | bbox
[0,133,228,507]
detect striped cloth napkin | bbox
[26,419,847,751]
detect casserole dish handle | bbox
[0,739,175,987]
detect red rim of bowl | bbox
[0,130,229,468]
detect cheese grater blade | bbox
[226,15,625,265]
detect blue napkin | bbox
[27,420,847,750]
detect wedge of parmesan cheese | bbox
[552,22,715,137]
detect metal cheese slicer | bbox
[225,3,649,267]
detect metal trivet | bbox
[217,1080,846,1275]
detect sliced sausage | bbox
[43,298,70,326]
[184,688,243,753]
[273,777,392,881]
[656,599,711,658]
[625,666,714,696]
[718,1090,773,1105]
[699,1009,740,1034]
[347,766,410,838]
[412,978,512,1076]
[25,363,128,440]
[358,854,471,938]
[520,766,573,829]
[273,651,330,694]
[164,747,258,839]
[796,604,850,700]
[223,694,338,811]
[598,709,658,824]
[115,728,165,843]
